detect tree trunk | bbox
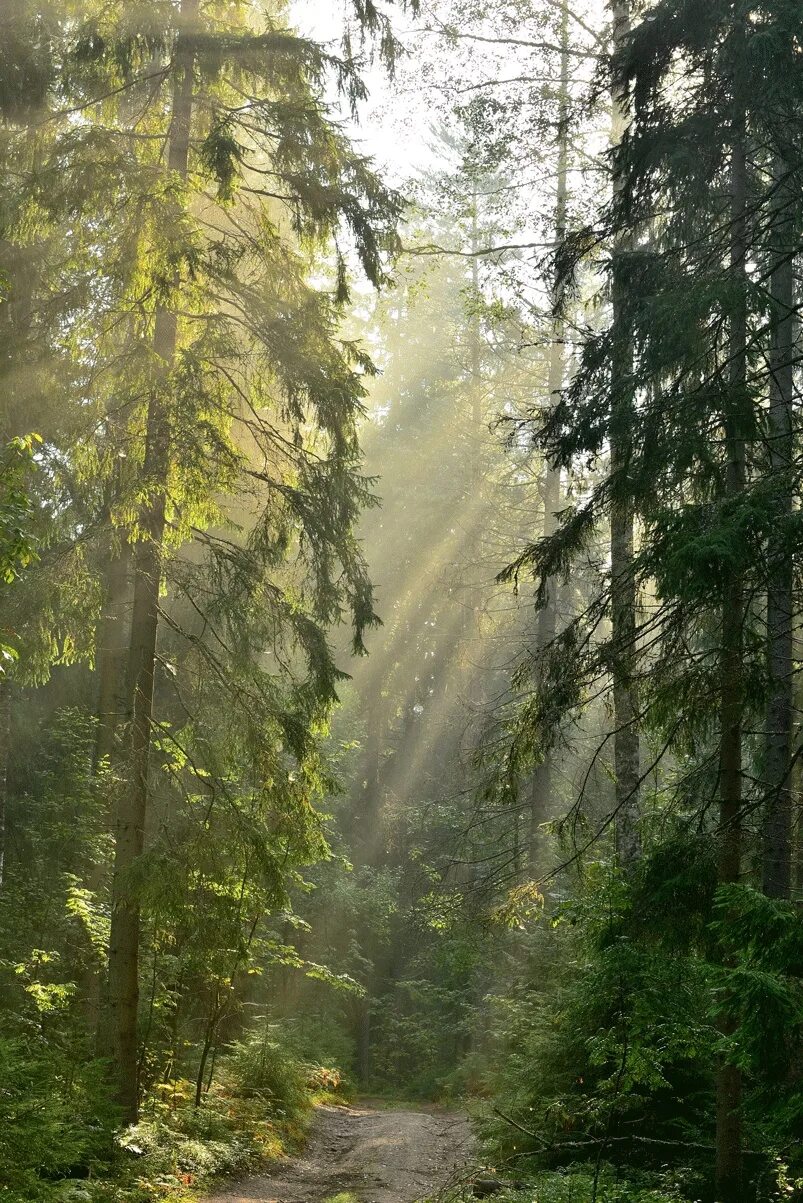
[529,478,558,871]
[796,750,803,895]
[93,537,133,772]
[87,535,133,1035]
[761,158,796,901]
[355,696,382,862]
[714,123,748,1203]
[195,991,222,1107]
[356,995,371,1086]
[465,182,484,654]
[104,0,197,1124]
[529,0,569,873]
[0,677,9,890]
[609,0,641,868]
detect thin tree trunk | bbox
[205,1044,218,1095]
[609,0,641,867]
[0,677,9,890]
[356,697,382,861]
[530,0,569,873]
[715,123,748,1203]
[470,190,482,457]
[762,158,796,900]
[104,0,197,1124]
[356,995,371,1086]
[195,990,222,1107]
[466,183,484,653]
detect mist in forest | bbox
[1,3,802,1203]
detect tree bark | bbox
[194,990,223,1107]
[714,122,748,1203]
[93,536,133,772]
[761,158,796,901]
[104,0,197,1124]
[88,537,133,1031]
[356,995,371,1086]
[465,180,484,654]
[355,696,382,862]
[0,677,9,890]
[529,0,569,874]
[796,751,803,895]
[609,0,641,868]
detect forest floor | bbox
[205,1101,474,1203]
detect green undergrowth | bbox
[438,1169,702,1203]
[2,1088,295,1203]
[110,1087,308,1203]
[0,1027,348,1203]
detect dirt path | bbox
[206,1103,473,1203]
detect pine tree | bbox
[608,0,641,867]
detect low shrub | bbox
[226,1024,312,1121]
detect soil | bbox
[205,1102,474,1203]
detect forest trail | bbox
[206,1102,474,1203]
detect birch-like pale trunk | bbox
[529,0,569,873]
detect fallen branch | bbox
[492,1108,550,1148]
[491,1109,767,1161]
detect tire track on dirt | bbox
[206,1103,473,1203]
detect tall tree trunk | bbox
[93,536,133,772]
[529,0,569,873]
[104,0,197,1124]
[470,189,482,458]
[796,746,803,895]
[0,677,9,890]
[355,697,382,861]
[465,182,484,655]
[88,535,133,1033]
[609,0,641,867]
[715,122,748,1203]
[762,158,796,900]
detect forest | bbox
[1,1,802,1202]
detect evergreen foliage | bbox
[3,2,803,1202]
